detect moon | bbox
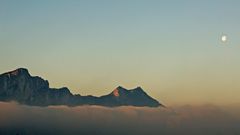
[221,35,227,43]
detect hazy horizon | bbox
[1,0,240,106]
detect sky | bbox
[0,0,240,105]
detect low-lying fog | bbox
[0,102,239,135]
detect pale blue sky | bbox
[1,0,240,105]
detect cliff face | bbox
[0,68,162,107]
[0,68,72,106]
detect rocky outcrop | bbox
[0,68,163,107]
[98,86,161,107]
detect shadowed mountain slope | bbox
[0,68,163,107]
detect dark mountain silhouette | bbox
[0,68,163,107]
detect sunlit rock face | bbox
[113,88,120,97]
[0,68,162,107]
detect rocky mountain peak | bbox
[4,68,30,78]
[111,86,128,97]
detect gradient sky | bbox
[1,0,240,105]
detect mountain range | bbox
[0,68,163,107]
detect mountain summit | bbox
[0,68,163,107]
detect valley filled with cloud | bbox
[0,102,239,135]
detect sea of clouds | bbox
[0,102,239,135]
